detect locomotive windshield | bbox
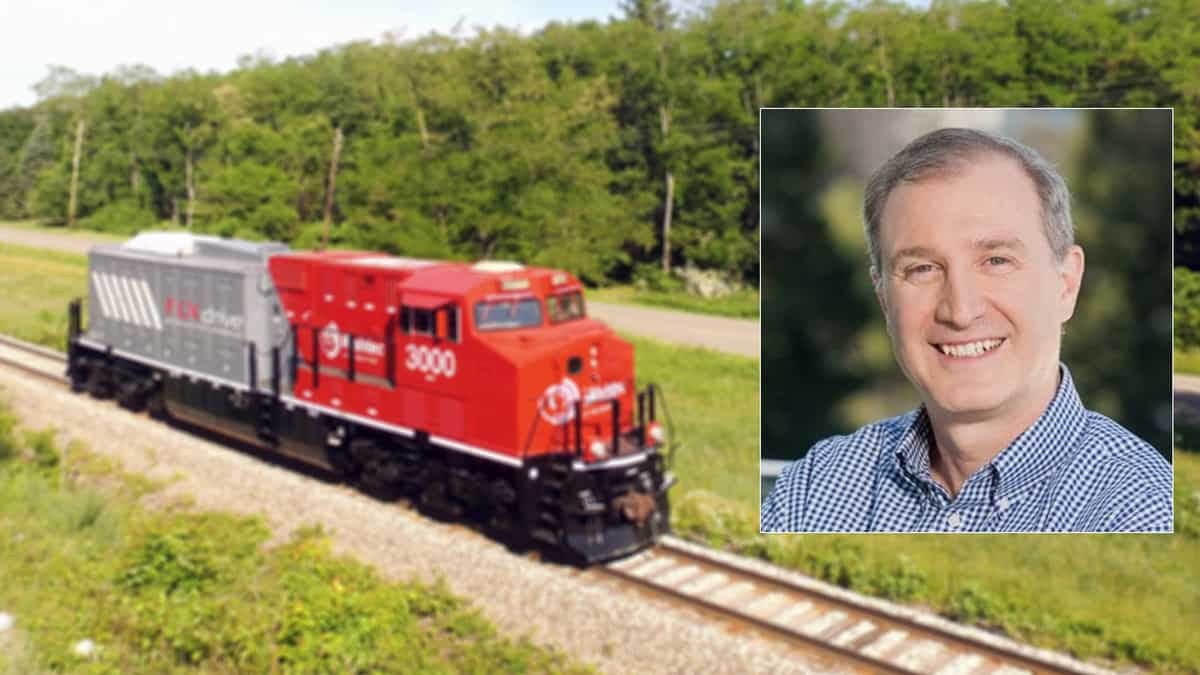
[547,291,585,324]
[475,298,543,331]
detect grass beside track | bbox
[0,399,589,674]
[1175,348,1200,376]
[589,285,759,319]
[2,243,1198,672]
[0,219,126,240]
[0,242,88,348]
[628,335,760,507]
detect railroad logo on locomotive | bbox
[538,379,627,425]
[539,377,582,425]
[319,321,385,363]
[163,296,245,334]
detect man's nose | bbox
[935,268,986,328]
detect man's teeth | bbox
[939,339,1003,358]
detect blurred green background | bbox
[762,108,1173,461]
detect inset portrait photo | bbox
[760,108,1172,533]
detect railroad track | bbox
[0,334,1113,675]
[0,334,70,384]
[600,537,1110,675]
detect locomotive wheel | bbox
[146,392,168,420]
[69,363,89,393]
[418,482,463,521]
[117,378,149,411]
[328,441,363,485]
[86,365,113,399]
[352,438,409,500]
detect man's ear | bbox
[1058,245,1085,322]
[871,266,891,331]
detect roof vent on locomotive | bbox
[65,231,674,563]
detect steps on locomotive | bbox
[537,461,573,514]
[255,402,277,442]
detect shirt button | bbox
[998,497,1010,511]
[946,512,963,529]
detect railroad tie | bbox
[708,582,755,605]
[770,600,816,628]
[934,653,987,675]
[678,572,728,596]
[892,639,947,671]
[860,629,909,659]
[798,609,848,637]
[830,619,876,648]
[627,556,675,579]
[654,564,701,587]
[742,592,790,619]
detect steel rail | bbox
[0,334,69,384]
[598,538,1111,675]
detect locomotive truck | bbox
[66,232,673,562]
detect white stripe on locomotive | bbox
[137,280,163,330]
[100,273,132,324]
[90,272,114,319]
[122,274,151,327]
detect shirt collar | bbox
[893,364,1088,499]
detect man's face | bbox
[874,154,1084,422]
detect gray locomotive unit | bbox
[70,233,329,469]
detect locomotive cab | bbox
[458,265,674,561]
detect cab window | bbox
[402,305,461,341]
[475,298,542,331]
[547,291,585,324]
[401,306,433,335]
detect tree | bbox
[1065,110,1173,456]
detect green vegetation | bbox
[592,285,759,319]
[0,399,588,674]
[0,219,125,240]
[0,242,88,348]
[629,335,759,505]
[2,1,1197,290]
[1176,349,1200,376]
[1177,268,1200,352]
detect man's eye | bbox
[903,264,938,279]
[985,256,1012,267]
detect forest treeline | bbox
[0,0,1196,285]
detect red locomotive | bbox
[67,232,673,562]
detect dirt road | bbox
[0,225,760,358]
[1175,373,1200,424]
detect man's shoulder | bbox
[1076,411,1170,482]
[801,410,919,467]
[761,411,917,532]
[1059,411,1172,531]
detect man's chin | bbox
[923,386,1011,420]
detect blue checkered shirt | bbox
[761,366,1172,533]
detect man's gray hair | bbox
[863,127,1074,280]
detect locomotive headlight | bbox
[647,422,665,445]
[590,439,609,459]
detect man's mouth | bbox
[935,338,1005,358]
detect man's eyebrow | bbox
[888,246,938,269]
[973,237,1027,252]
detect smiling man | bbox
[761,127,1172,533]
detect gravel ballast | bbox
[0,367,837,674]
